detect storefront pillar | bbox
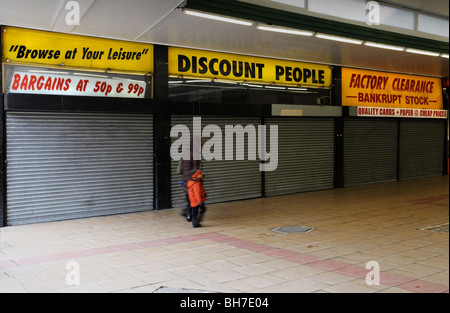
[0,62,5,227]
[153,45,172,210]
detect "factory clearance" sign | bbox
[342,68,443,110]
[169,47,332,88]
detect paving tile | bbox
[0,176,447,294]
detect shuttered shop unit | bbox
[399,119,445,181]
[264,118,335,197]
[344,119,398,187]
[6,112,154,226]
[171,116,262,208]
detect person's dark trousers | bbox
[192,204,206,228]
[181,194,192,222]
[191,206,200,228]
[198,204,206,222]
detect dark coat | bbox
[182,158,201,194]
[181,137,202,194]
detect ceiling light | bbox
[287,87,309,91]
[364,41,404,51]
[185,10,253,26]
[441,53,449,59]
[315,33,363,45]
[405,48,440,57]
[257,25,314,36]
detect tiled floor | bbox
[0,176,448,293]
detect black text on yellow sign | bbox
[2,26,154,73]
[169,48,332,87]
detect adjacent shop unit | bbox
[1,27,155,226]
[341,67,448,187]
[167,47,338,204]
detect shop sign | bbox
[8,72,147,99]
[2,26,153,73]
[168,47,332,88]
[342,68,443,110]
[356,107,448,119]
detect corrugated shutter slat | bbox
[344,119,398,187]
[265,118,335,196]
[399,119,445,180]
[6,112,154,226]
[171,116,262,208]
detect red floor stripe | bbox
[1,232,448,293]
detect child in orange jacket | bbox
[187,169,207,228]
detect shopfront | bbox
[168,47,337,206]
[1,27,155,226]
[1,27,447,226]
[341,67,447,187]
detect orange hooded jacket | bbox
[187,170,206,208]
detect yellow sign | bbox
[169,47,332,88]
[2,26,153,73]
[342,68,443,110]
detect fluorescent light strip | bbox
[364,41,404,51]
[74,73,108,78]
[315,33,363,45]
[257,25,314,36]
[28,70,70,75]
[185,10,253,26]
[441,53,449,59]
[405,48,440,57]
[242,83,264,88]
[288,87,309,91]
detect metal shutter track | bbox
[344,119,398,187]
[399,119,445,180]
[265,118,335,196]
[7,112,154,226]
[171,117,262,208]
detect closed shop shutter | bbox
[6,112,154,226]
[171,116,262,208]
[264,118,335,197]
[344,118,398,187]
[399,119,445,181]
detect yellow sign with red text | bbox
[2,26,153,73]
[342,68,443,110]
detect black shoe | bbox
[187,215,192,222]
[193,223,202,228]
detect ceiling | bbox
[0,0,448,77]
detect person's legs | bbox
[198,204,207,222]
[186,194,192,222]
[191,206,201,228]
[180,194,192,222]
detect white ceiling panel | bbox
[0,0,448,77]
[139,9,449,77]
[0,0,65,30]
[51,0,96,33]
[68,0,184,40]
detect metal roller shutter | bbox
[265,118,335,197]
[171,116,262,208]
[344,119,398,187]
[399,119,445,181]
[6,112,154,226]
